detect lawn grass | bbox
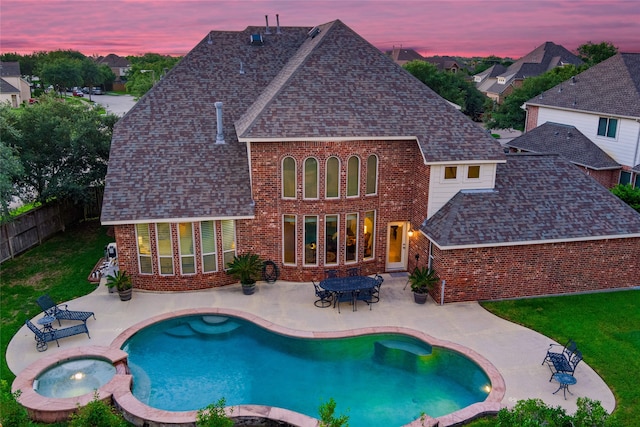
[481,292,640,425]
[0,220,112,384]
[1,221,637,425]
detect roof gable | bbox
[0,61,21,77]
[526,53,640,118]
[500,42,582,80]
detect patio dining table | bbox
[320,275,377,311]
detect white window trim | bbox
[345,212,359,264]
[200,221,218,274]
[363,210,375,261]
[303,215,319,267]
[178,223,196,276]
[282,156,297,199]
[325,214,340,266]
[156,223,174,276]
[596,117,619,140]
[282,215,297,266]
[441,165,460,183]
[303,157,319,200]
[221,220,236,271]
[464,165,481,182]
[366,154,379,196]
[347,155,361,198]
[325,156,341,199]
[135,223,153,275]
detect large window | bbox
[347,156,360,197]
[178,223,195,274]
[304,216,318,266]
[325,156,340,198]
[325,215,338,265]
[366,155,378,195]
[345,213,358,263]
[135,223,152,274]
[304,157,318,199]
[283,215,296,265]
[363,211,375,260]
[597,117,618,138]
[282,156,296,198]
[221,220,236,270]
[200,221,217,273]
[156,223,174,275]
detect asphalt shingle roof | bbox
[421,154,640,248]
[0,61,21,77]
[526,53,640,118]
[102,20,503,224]
[0,78,19,93]
[506,122,620,170]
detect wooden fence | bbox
[0,188,103,263]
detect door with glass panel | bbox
[385,221,408,271]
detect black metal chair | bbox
[346,267,361,277]
[334,290,356,313]
[312,281,333,308]
[369,274,384,303]
[36,294,95,326]
[541,339,577,366]
[325,269,339,279]
[355,288,373,310]
[545,349,583,381]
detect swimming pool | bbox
[122,314,491,427]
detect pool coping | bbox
[16,307,505,426]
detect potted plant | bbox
[226,252,264,295]
[106,270,133,301]
[408,267,439,304]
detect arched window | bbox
[325,156,340,198]
[282,156,296,198]
[366,154,378,195]
[304,157,318,199]
[347,156,360,197]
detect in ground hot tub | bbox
[34,358,116,398]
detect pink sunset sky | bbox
[1,0,638,59]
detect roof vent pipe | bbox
[276,14,281,34]
[215,102,225,144]
[265,15,271,34]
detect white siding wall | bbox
[427,163,497,218]
[536,108,640,167]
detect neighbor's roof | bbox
[525,53,640,118]
[102,19,503,224]
[421,153,640,249]
[506,122,620,170]
[0,78,19,94]
[0,61,21,77]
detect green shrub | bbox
[318,397,349,427]
[610,184,640,213]
[196,397,233,427]
[67,391,128,427]
[496,397,617,427]
[0,379,31,427]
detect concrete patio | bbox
[8,273,615,425]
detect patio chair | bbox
[369,274,384,303]
[36,294,95,326]
[25,319,90,352]
[334,290,356,313]
[355,288,373,310]
[312,281,333,308]
[541,339,577,366]
[546,349,582,381]
[325,269,339,279]
[346,267,361,277]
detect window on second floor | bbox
[282,156,296,198]
[366,154,378,195]
[444,166,457,180]
[597,117,618,138]
[304,157,318,199]
[347,156,360,197]
[325,156,340,198]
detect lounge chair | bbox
[36,294,95,326]
[312,281,333,308]
[25,319,90,352]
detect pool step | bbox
[189,319,241,335]
[373,340,433,372]
[165,324,196,337]
[376,340,432,356]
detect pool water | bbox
[122,315,490,427]
[34,358,116,398]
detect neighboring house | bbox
[523,53,640,188]
[474,42,582,103]
[96,54,131,91]
[386,47,425,66]
[0,61,31,107]
[506,122,621,188]
[423,56,464,73]
[101,19,640,302]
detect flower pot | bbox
[118,288,133,301]
[242,283,256,295]
[413,292,428,304]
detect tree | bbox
[485,64,585,130]
[125,53,181,97]
[1,95,118,205]
[578,41,618,66]
[40,58,83,95]
[611,184,640,213]
[0,107,25,220]
[403,60,486,120]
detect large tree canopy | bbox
[0,109,24,219]
[403,60,486,120]
[0,95,118,207]
[577,41,618,66]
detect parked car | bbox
[91,87,103,95]
[72,89,84,97]
[82,87,90,94]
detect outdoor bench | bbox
[25,319,91,352]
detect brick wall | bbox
[525,105,539,132]
[429,237,640,303]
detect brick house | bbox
[523,53,640,188]
[101,19,640,302]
